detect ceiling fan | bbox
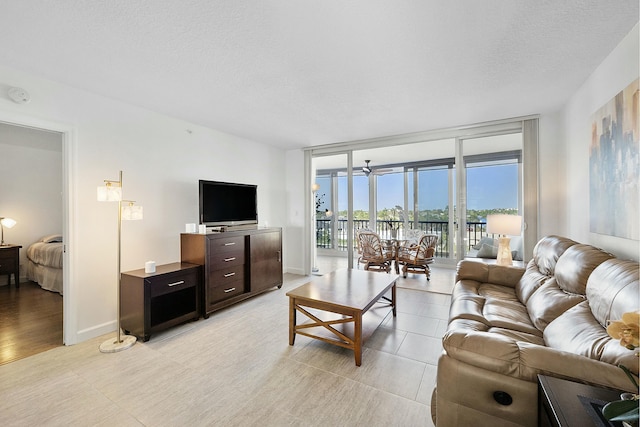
[362,160,394,177]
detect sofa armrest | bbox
[443,329,637,392]
[455,260,525,288]
[517,342,638,392]
[443,329,523,377]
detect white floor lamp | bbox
[97,170,143,353]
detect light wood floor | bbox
[0,264,454,426]
[0,280,63,366]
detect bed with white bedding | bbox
[26,234,63,295]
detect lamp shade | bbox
[0,217,16,228]
[97,184,122,202]
[121,204,143,221]
[486,214,522,236]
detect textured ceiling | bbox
[0,1,637,150]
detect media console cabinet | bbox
[180,227,283,318]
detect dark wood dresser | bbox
[180,227,283,318]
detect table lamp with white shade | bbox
[486,214,522,266]
[0,217,17,246]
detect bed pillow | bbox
[40,234,63,243]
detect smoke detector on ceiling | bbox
[8,87,31,104]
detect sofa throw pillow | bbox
[472,236,495,250]
[476,243,498,258]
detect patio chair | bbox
[403,228,425,247]
[355,228,374,269]
[396,233,438,279]
[357,231,395,273]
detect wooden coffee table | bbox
[287,268,398,366]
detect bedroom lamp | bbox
[97,171,143,353]
[0,217,17,246]
[486,214,522,266]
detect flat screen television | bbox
[199,180,258,227]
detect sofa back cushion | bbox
[544,303,639,375]
[526,278,586,330]
[554,244,614,295]
[544,259,639,375]
[521,240,613,331]
[586,258,639,327]
[531,235,578,276]
[515,235,577,304]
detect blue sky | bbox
[318,164,518,212]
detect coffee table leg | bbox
[289,297,296,345]
[354,312,362,366]
[392,283,397,317]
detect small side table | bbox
[0,245,22,287]
[120,262,201,341]
[538,374,625,427]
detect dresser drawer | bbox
[208,264,245,284]
[207,236,245,253]
[208,278,244,302]
[0,249,17,273]
[148,269,199,298]
[209,248,245,270]
[0,252,14,262]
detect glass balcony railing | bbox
[315,219,489,259]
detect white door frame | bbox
[0,110,77,345]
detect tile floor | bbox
[0,261,454,426]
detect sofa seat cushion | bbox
[545,301,640,375]
[450,280,541,337]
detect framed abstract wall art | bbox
[589,78,639,240]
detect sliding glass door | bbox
[457,132,523,260]
[305,118,537,275]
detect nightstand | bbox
[538,374,626,427]
[0,245,22,287]
[120,262,201,341]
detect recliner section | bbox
[433,235,639,427]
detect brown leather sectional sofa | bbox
[434,235,639,426]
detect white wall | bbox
[0,65,288,344]
[559,22,639,260]
[0,125,63,276]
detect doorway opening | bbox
[0,118,72,364]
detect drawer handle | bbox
[224,287,236,293]
[224,257,236,262]
[224,242,236,246]
[224,272,236,278]
[167,280,185,287]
